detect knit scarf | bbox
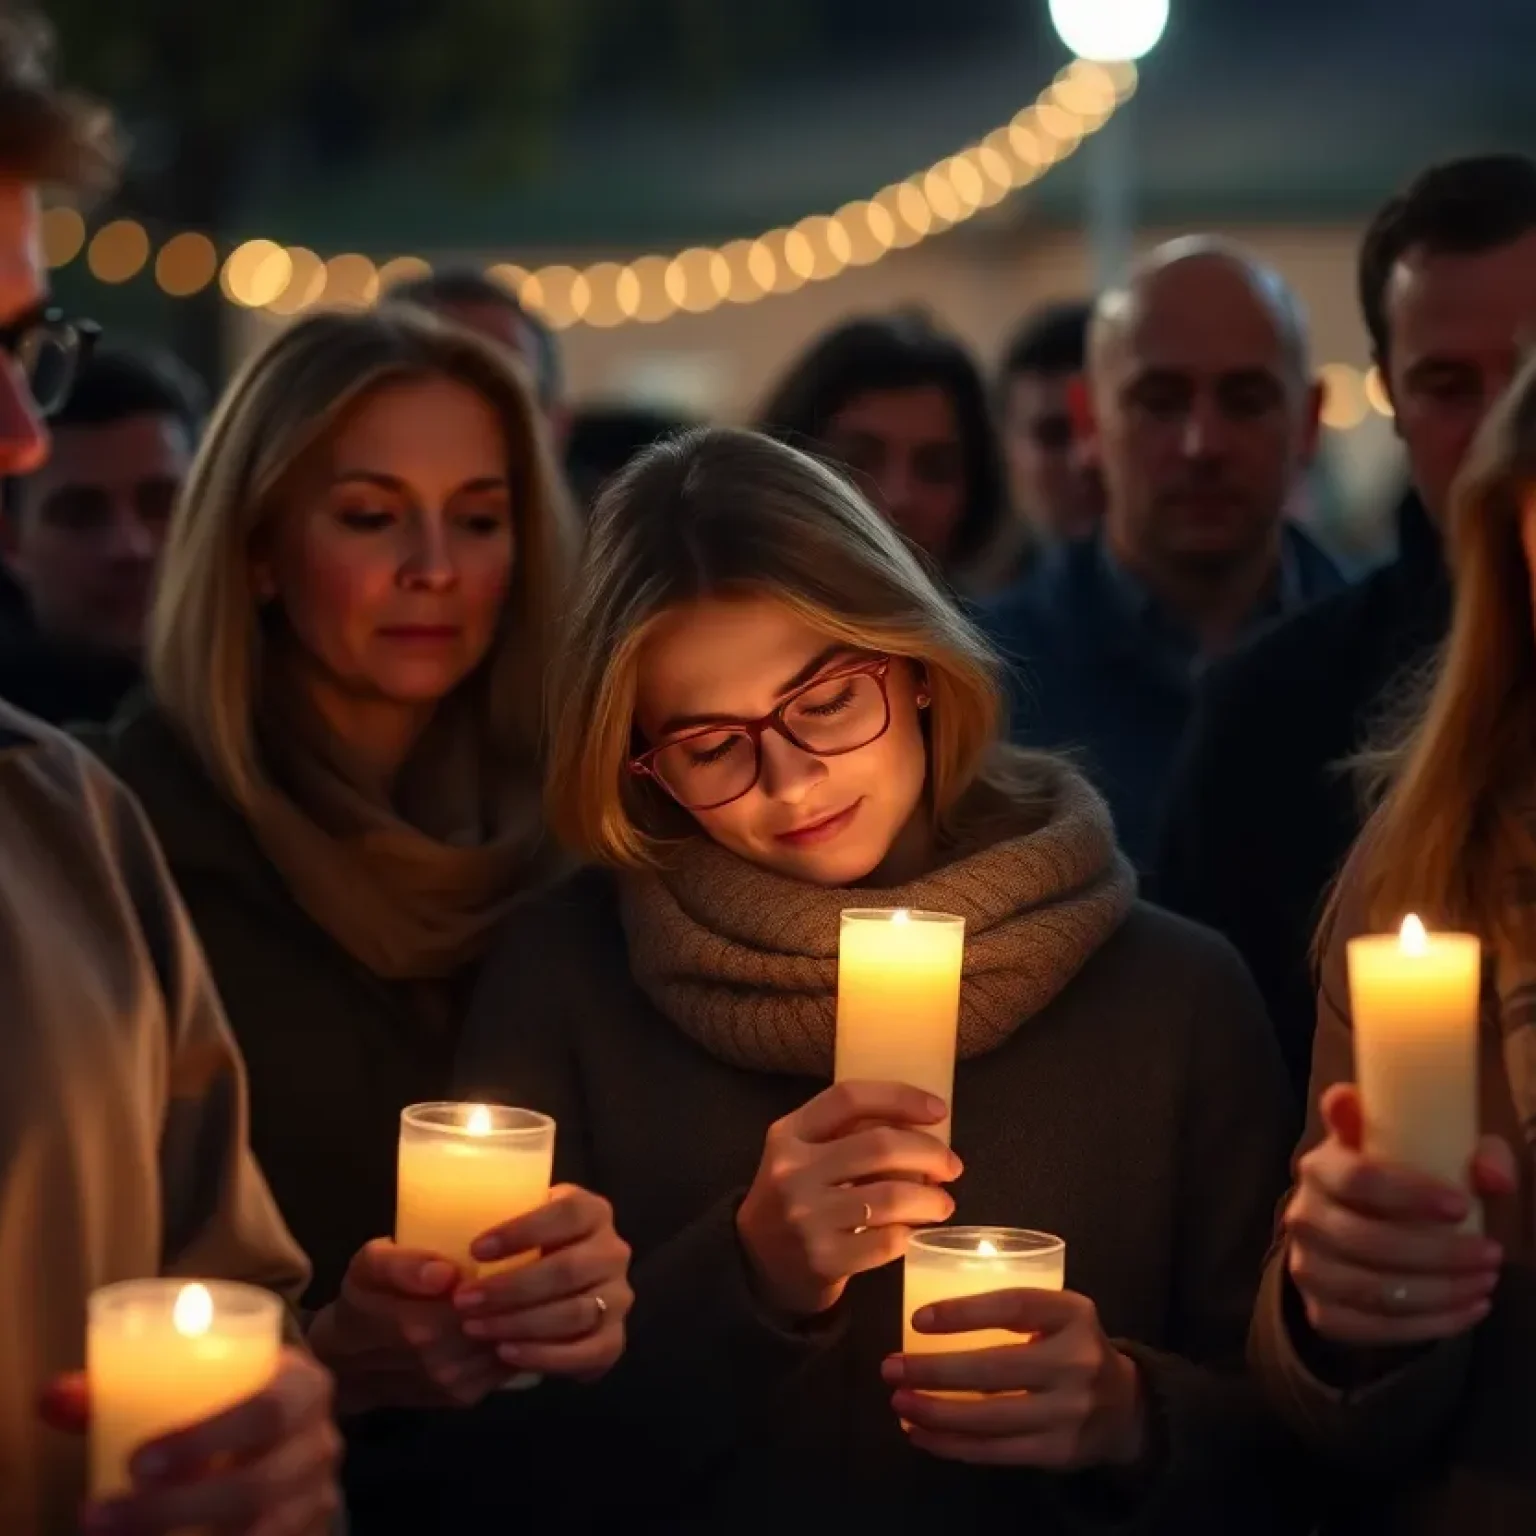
[619,761,1137,1076]
[245,673,557,981]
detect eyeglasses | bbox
[629,655,894,811]
[0,306,99,417]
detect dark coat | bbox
[457,867,1313,1533]
[1155,499,1449,1093]
[75,696,525,1531]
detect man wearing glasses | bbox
[0,12,342,1534]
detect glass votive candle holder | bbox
[396,1102,555,1278]
[903,1226,1067,1365]
[88,1279,282,1496]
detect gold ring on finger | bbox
[852,1199,873,1236]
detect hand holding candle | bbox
[74,1281,340,1533]
[837,909,965,1143]
[886,1228,1145,1469]
[736,1080,960,1319]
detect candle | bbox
[396,1102,555,1277]
[1347,914,1482,1192]
[88,1279,281,1497]
[836,909,965,1143]
[903,1226,1066,1361]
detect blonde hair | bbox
[1348,349,1536,953]
[546,424,1055,867]
[149,304,575,814]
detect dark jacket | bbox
[981,526,1344,872]
[457,867,1311,1533]
[1155,499,1448,1093]
[0,635,140,725]
[1249,859,1536,1535]
[75,696,519,1530]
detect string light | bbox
[51,56,1139,327]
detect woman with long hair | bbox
[458,425,1301,1528]
[1251,357,1536,1534]
[82,306,633,1525]
[756,312,1010,593]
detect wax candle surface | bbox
[836,909,965,1142]
[396,1102,554,1277]
[903,1227,1066,1362]
[88,1280,281,1497]
[1347,915,1481,1191]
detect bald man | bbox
[980,238,1343,869]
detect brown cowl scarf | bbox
[245,671,558,982]
[619,760,1137,1076]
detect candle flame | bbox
[465,1105,493,1136]
[1400,914,1428,957]
[976,1238,998,1258]
[172,1283,214,1338]
[891,908,909,925]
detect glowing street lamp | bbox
[1048,0,1170,287]
[1048,0,1169,62]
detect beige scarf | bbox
[619,761,1137,1075]
[246,676,555,981]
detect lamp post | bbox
[1047,0,1170,290]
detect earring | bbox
[916,692,931,709]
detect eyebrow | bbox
[656,643,855,736]
[330,470,510,494]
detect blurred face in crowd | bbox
[821,386,967,565]
[633,594,931,887]
[0,182,50,480]
[255,374,515,746]
[1089,253,1322,579]
[1380,230,1536,525]
[1001,369,1102,541]
[7,412,190,656]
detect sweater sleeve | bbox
[1044,930,1314,1534]
[1248,856,1474,1466]
[93,755,311,1308]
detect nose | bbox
[399,516,459,592]
[0,357,49,478]
[757,728,828,806]
[111,508,158,563]
[873,459,917,516]
[1179,394,1231,461]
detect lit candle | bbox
[88,1279,281,1497]
[1347,915,1482,1193]
[903,1227,1066,1395]
[396,1102,555,1277]
[836,909,965,1143]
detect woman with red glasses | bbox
[457,426,1305,1530]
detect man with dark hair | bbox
[1158,153,1536,1090]
[1,344,203,676]
[387,265,568,444]
[996,299,1102,546]
[0,13,340,1532]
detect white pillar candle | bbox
[88,1279,281,1497]
[836,909,965,1143]
[1347,914,1482,1191]
[396,1102,555,1278]
[903,1226,1066,1364]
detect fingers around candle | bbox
[1287,1244,1498,1318]
[894,1384,1070,1437]
[471,1184,605,1263]
[1285,1196,1502,1275]
[904,1423,1079,1467]
[465,1288,630,1344]
[795,1081,950,1144]
[1471,1135,1520,1197]
[912,1286,1080,1337]
[1302,1138,1470,1223]
[128,1347,331,1485]
[36,1371,90,1434]
[887,1338,1067,1395]
[1318,1083,1365,1149]
[456,1243,620,1315]
[353,1239,460,1297]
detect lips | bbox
[376,625,461,641]
[773,799,861,847]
